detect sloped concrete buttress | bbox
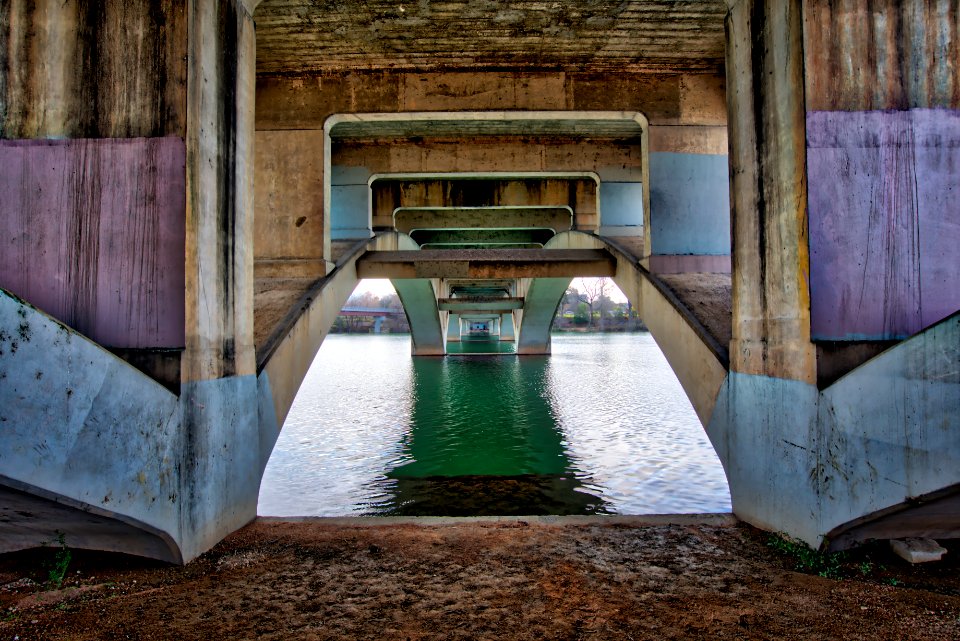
[0,289,183,561]
[707,313,960,549]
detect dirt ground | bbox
[1,518,958,640]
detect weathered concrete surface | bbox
[803,0,960,112]
[438,297,524,313]
[254,1,726,74]
[256,72,725,129]
[0,138,186,348]
[515,277,572,355]
[392,278,447,357]
[725,0,815,383]
[0,288,182,561]
[807,109,960,340]
[254,130,326,269]
[0,485,176,560]
[708,312,960,550]
[395,207,574,237]
[0,0,188,140]
[357,249,617,280]
[374,177,596,232]
[183,0,257,382]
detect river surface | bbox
[258,333,731,516]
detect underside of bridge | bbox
[0,1,958,563]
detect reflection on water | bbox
[258,333,731,516]
[380,354,609,515]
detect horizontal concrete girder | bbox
[411,229,556,246]
[438,297,524,312]
[356,249,616,279]
[394,206,573,235]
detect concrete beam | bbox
[357,249,616,280]
[393,206,574,235]
[437,297,524,312]
[391,278,447,356]
[411,228,557,247]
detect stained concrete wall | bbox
[0,1,189,355]
[0,138,186,348]
[803,1,960,341]
[253,130,326,275]
[0,1,188,140]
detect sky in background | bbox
[352,278,629,303]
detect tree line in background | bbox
[554,277,647,332]
[333,277,646,334]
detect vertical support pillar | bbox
[447,314,461,342]
[725,0,816,383]
[180,0,260,560]
[500,312,516,342]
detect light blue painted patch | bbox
[330,165,372,186]
[599,182,644,228]
[649,152,730,255]
[257,371,281,475]
[178,374,260,561]
[331,184,370,239]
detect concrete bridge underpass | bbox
[0,0,958,563]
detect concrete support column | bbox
[179,0,260,561]
[184,0,256,382]
[446,314,462,342]
[500,312,516,342]
[725,0,816,383]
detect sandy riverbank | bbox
[1,517,958,640]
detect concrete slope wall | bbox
[708,312,960,549]
[0,288,183,561]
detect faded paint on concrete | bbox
[0,137,186,348]
[708,312,960,549]
[807,108,960,340]
[0,287,182,560]
[331,165,373,239]
[648,152,730,256]
[599,182,644,236]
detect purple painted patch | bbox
[0,138,186,348]
[807,109,960,340]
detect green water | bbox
[384,354,605,515]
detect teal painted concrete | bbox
[649,152,730,255]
